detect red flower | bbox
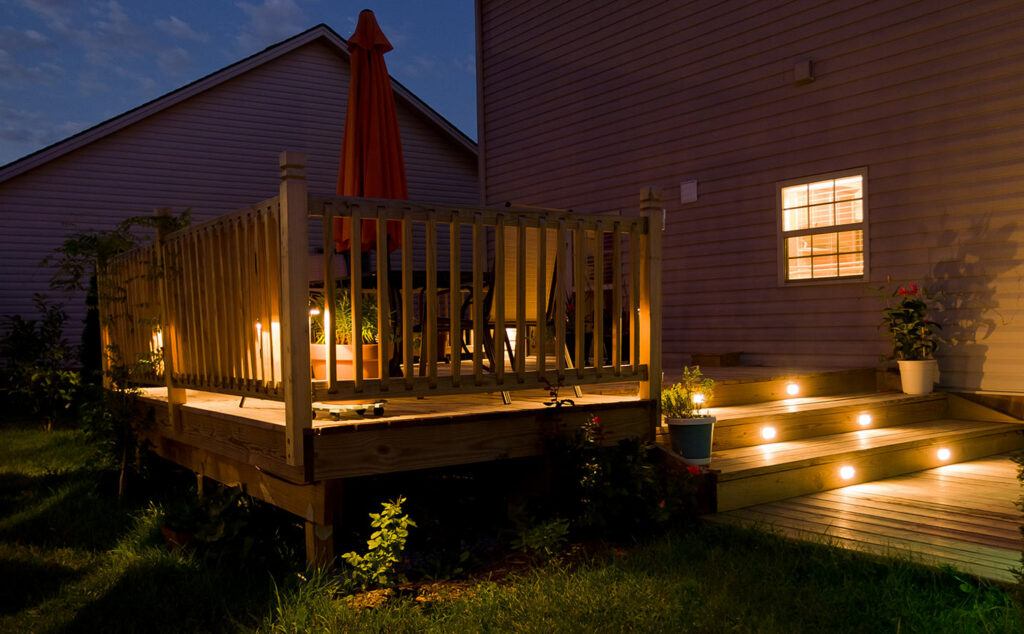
[686,465,701,476]
[591,415,601,425]
[897,286,907,296]
[658,499,666,509]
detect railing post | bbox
[156,207,187,424]
[638,187,663,437]
[279,151,312,466]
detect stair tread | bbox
[715,419,1022,480]
[712,391,943,424]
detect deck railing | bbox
[99,152,662,465]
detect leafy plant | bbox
[541,377,575,408]
[341,497,416,592]
[881,282,942,360]
[511,518,570,562]
[661,366,714,419]
[309,288,379,345]
[0,295,81,429]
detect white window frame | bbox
[776,167,869,286]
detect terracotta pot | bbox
[665,415,716,466]
[897,359,938,395]
[310,343,381,380]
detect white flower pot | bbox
[897,359,938,395]
[665,416,716,465]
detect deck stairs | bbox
[657,368,1024,512]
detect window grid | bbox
[780,172,866,283]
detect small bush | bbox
[341,496,416,592]
[511,518,570,562]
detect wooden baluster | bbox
[471,215,484,386]
[573,221,585,379]
[494,214,505,386]
[350,203,363,393]
[593,220,604,376]
[376,207,390,389]
[401,215,413,389]
[449,213,461,387]
[325,203,339,393]
[156,208,187,419]
[238,216,254,388]
[612,221,622,377]
[515,217,526,383]
[278,151,312,466]
[630,223,641,376]
[536,219,547,381]
[555,219,567,381]
[425,213,438,387]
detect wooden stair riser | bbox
[716,427,1024,512]
[713,395,948,450]
[711,369,876,407]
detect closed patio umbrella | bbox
[334,9,407,253]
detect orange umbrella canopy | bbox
[334,9,407,253]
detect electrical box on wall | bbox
[680,179,698,204]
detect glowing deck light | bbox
[761,426,777,441]
[692,393,706,405]
[857,413,872,427]
[937,447,952,461]
[309,307,321,316]
[785,382,800,396]
[839,465,856,480]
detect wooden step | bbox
[701,367,877,407]
[710,392,948,450]
[714,419,1024,512]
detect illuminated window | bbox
[778,169,867,283]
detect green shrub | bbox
[511,518,570,562]
[661,365,714,419]
[341,496,416,592]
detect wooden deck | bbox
[709,454,1024,583]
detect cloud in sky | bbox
[155,15,208,42]
[235,0,307,53]
[0,101,84,146]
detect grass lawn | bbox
[1,421,1021,633]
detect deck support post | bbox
[156,207,187,424]
[279,152,313,466]
[638,188,663,439]
[304,480,340,568]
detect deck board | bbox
[709,454,1024,582]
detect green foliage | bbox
[309,288,379,345]
[511,518,570,562]
[0,296,81,428]
[341,497,416,592]
[881,282,942,360]
[661,365,714,418]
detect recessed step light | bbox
[761,426,777,441]
[937,447,952,461]
[839,465,856,480]
[785,382,800,396]
[857,413,872,427]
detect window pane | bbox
[808,180,834,205]
[834,175,862,201]
[811,232,837,255]
[788,257,812,280]
[837,230,863,253]
[838,253,864,276]
[835,200,863,225]
[783,206,808,231]
[787,236,812,258]
[782,185,808,209]
[809,203,834,228]
[812,255,838,278]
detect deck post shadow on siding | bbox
[279,151,312,466]
[156,207,187,425]
[639,187,663,434]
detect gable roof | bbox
[0,23,476,184]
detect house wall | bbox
[0,39,478,338]
[478,0,1024,392]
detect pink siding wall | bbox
[478,0,1024,392]
[0,39,478,335]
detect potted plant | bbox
[309,289,382,380]
[661,366,716,465]
[881,282,941,395]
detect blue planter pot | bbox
[666,416,716,465]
